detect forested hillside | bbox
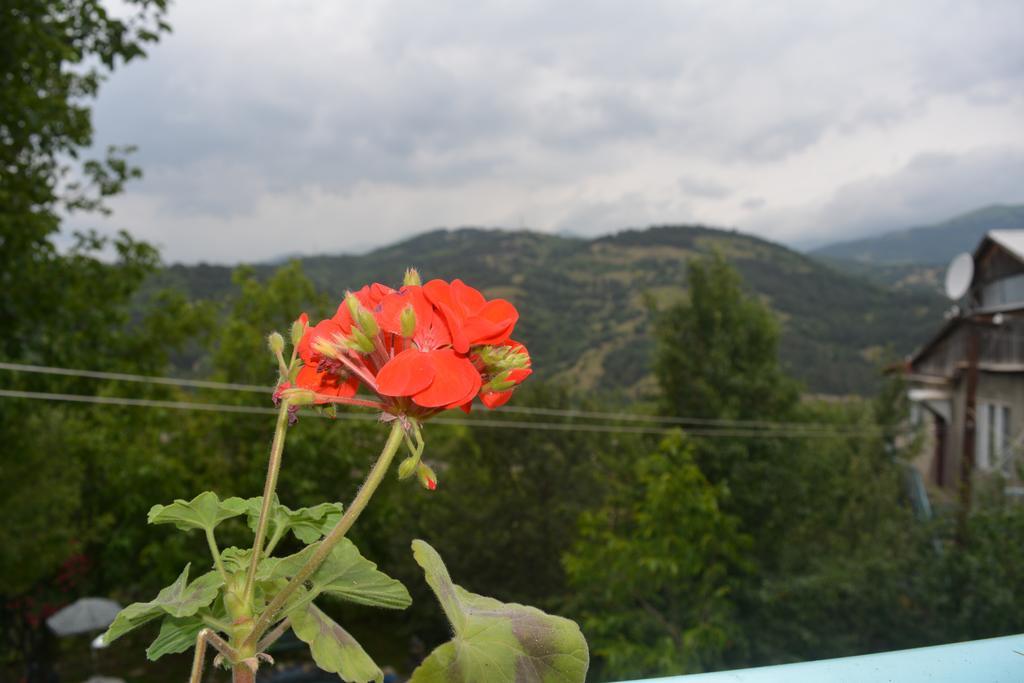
[154,225,946,395]
[812,204,1024,265]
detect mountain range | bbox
[813,204,1024,264]
[810,204,1024,291]
[158,225,954,397]
[155,204,1024,397]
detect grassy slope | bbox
[154,225,947,396]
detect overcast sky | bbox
[82,0,1024,264]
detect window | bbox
[975,402,1012,475]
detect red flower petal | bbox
[296,364,360,401]
[299,319,346,363]
[329,374,361,398]
[450,278,486,313]
[423,279,458,313]
[479,389,514,409]
[506,367,532,385]
[412,349,482,408]
[424,279,518,351]
[296,364,320,389]
[438,300,471,353]
[423,279,477,351]
[462,300,517,346]
[378,287,434,337]
[376,348,436,397]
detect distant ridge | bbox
[153,223,945,396]
[811,204,1024,265]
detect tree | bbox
[1,0,170,357]
[645,254,939,669]
[651,254,801,564]
[0,3,171,677]
[211,263,327,386]
[564,434,750,681]
[653,252,799,423]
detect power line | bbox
[0,388,900,440]
[0,388,366,420]
[0,361,889,434]
[0,361,268,393]
[494,404,876,432]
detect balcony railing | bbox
[617,633,1024,683]
[917,324,1024,376]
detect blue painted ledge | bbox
[617,633,1024,683]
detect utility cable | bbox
[0,361,892,434]
[0,388,902,440]
[0,361,267,393]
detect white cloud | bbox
[754,147,1024,247]
[82,0,1024,262]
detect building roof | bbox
[906,230,1024,373]
[977,230,1024,263]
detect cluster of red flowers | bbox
[292,273,531,419]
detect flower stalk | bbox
[244,419,407,648]
[242,399,292,605]
[107,276,545,683]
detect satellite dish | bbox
[944,252,974,300]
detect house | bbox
[904,231,1024,494]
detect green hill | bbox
[811,204,1024,265]
[156,225,947,396]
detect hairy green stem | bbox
[263,525,286,557]
[205,528,228,584]
[191,628,238,683]
[257,617,291,651]
[188,629,209,683]
[242,400,292,605]
[201,614,232,632]
[244,420,406,647]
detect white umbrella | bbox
[46,598,123,636]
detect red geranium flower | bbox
[423,278,518,352]
[288,273,529,420]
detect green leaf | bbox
[148,491,247,532]
[288,502,345,543]
[220,546,254,574]
[146,615,204,660]
[291,604,382,683]
[103,564,223,644]
[263,540,411,614]
[408,540,589,683]
[245,496,344,544]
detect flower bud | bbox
[506,350,530,369]
[400,305,417,338]
[267,332,285,355]
[279,387,317,406]
[483,378,516,393]
[398,455,419,480]
[417,461,438,491]
[356,308,379,337]
[313,337,342,359]
[404,267,422,287]
[290,313,308,346]
[344,292,361,319]
[346,328,376,354]
[345,292,380,337]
